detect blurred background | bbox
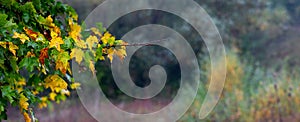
[6,0,300,121]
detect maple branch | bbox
[103,38,170,48]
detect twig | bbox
[104,38,170,48]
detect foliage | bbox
[0,0,127,121]
[180,50,300,121]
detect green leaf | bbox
[9,57,18,72]
[95,47,103,61]
[19,57,39,72]
[0,14,8,27]
[0,59,5,70]
[96,22,106,33]
[27,41,40,49]
[61,37,73,49]
[22,13,30,23]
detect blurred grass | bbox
[180,49,300,122]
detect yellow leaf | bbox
[17,78,26,86]
[53,26,61,35]
[41,64,47,75]
[19,94,29,110]
[32,90,39,95]
[75,39,87,49]
[0,42,7,48]
[107,48,114,63]
[41,97,48,102]
[50,31,58,38]
[61,89,70,96]
[70,82,81,89]
[101,32,112,44]
[70,48,84,64]
[55,51,70,75]
[86,35,98,50]
[90,27,102,36]
[38,97,48,109]
[24,27,38,40]
[13,32,29,44]
[22,112,31,122]
[26,51,35,57]
[46,15,53,23]
[44,75,68,92]
[8,42,19,56]
[55,61,66,75]
[69,19,81,41]
[89,60,96,75]
[115,49,127,61]
[49,37,64,51]
[49,92,57,101]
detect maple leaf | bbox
[44,75,68,93]
[70,48,84,64]
[39,48,49,65]
[49,92,57,101]
[38,97,48,109]
[0,41,8,48]
[8,42,19,56]
[100,32,112,45]
[75,39,87,49]
[86,35,98,50]
[19,94,29,110]
[13,32,29,44]
[115,48,127,61]
[89,60,96,75]
[70,82,81,89]
[22,112,31,122]
[45,15,56,27]
[49,37,64,51]
[107,48,114,63]
[68,19,81,41]
[55,51,70,75]
[50,31,58,38]
[26,51,35,57]
[24,27,38,40]
[90,27,102,36]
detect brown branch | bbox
[103,38,170,48]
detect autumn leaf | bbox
[45,15,56,27]
[49,37,64,51]
[0,41,8,48]
[55,51,70,75]
[22,112,31,122]
[61,89,70,96]
[24,27,38,40]
[39,48,49,65]
[19,94,29,111]
[13,32,29,44]
[115,48,127,61]
[86,35,98,50]
[100,32,112,45]
[89,60,96,75]
[70,48,84,64]
[26,51,35,57]
[38,97,48,109]
[70,82,81,89]
[107,48,114,63]
[8,42,19,56]
[44,75,68,93]
[90,27,102,36]
[75,39,87,49]
[68,19,81,41]
[49,92,57,101]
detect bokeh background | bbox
[6,0,300,121]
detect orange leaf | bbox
[39,48,49,65]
